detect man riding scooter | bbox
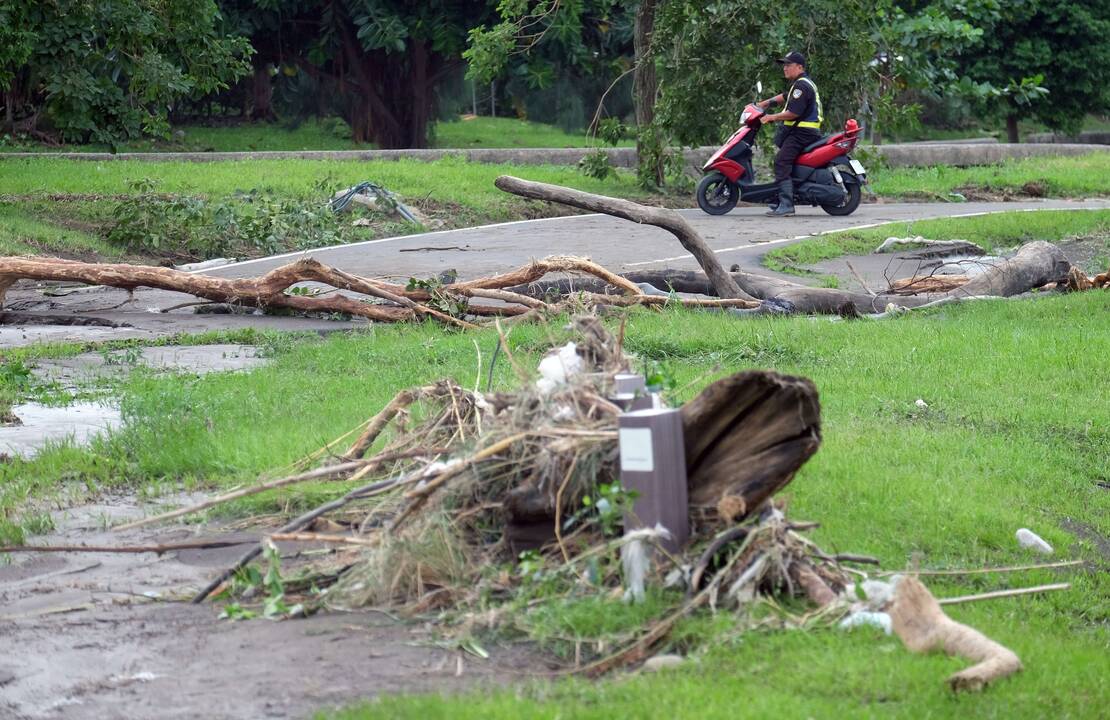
[756,51,822,217]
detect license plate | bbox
[849,159,866,176]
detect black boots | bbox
[765,179,795,217]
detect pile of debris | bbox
[35,314,1061,692]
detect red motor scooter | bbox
[696,101,866,216]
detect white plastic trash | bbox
[838,611,893,635]
[535,342,582,394]
[1016,528,1053,555]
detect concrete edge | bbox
[1,143,1106,168]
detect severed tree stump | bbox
[505,369,821,553]
[681,370,821,515]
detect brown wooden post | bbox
[618,408,689,552]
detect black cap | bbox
[776,51,806,66]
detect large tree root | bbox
[889,575,1022,692]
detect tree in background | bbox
[0,0,251,145]
[652,0,874,147]
[464,1,636,132]
[215,1,493,149]
[867,2,986,143]
[954,0,1109,141]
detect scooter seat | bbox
[802,135,835,153]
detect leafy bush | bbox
[578,149,615,180]
[108,180,347,259]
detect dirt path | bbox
[0,499,545,720]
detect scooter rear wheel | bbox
[696,172,739,215]
[821,183,862,216]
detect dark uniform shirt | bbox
[784,72,821,130]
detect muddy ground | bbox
[0,497,547,720]
[0,344,270,458]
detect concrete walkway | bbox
[207,198,1110,281]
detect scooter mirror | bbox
[756,81,763,96]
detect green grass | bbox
[870,152,1110,199]
[2,296,1108,714]
[763,208,1110,275]
[432,117,629,149]
[0,155,646,204]
[0,203,123,258]
[0,117,609,153]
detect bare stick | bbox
[391,432,530,530]
[936,582,1071,606]
[269,532,380,547]
[114,461,367,531]
[845,261,876,297]
[467,287,549,310]
[192,475,401,603]
[877,560,1083,577]
[0,539,256,555]
[342,389,424,460]
[833,553,881,565]
[324,266,479,329]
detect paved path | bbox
[208,198,1110,283]
[4,198,1107,346]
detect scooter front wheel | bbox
[696,172,739,215]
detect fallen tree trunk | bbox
[492,178,1075,315]
[0,255,646,324]
[494,175,752,301]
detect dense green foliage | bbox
[653,0,874,146]
[0,0,251,145]
[213,1,492,148]
[957,0,1110,136]
[3,0,1106,149]
[464,1,636,133]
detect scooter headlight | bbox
[740,110,752,123]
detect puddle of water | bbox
[33,344,268,386]
[0,401,122,459]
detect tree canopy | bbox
[0,0,251,145]
[2,0,1105,148]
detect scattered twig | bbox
[877,560,1083,577]
[115,448,437,531]
[0,539,256,555]
[269,532,380,547]
[192,474,410,603]
[936,582,1071,606]
[845,261,876,297]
